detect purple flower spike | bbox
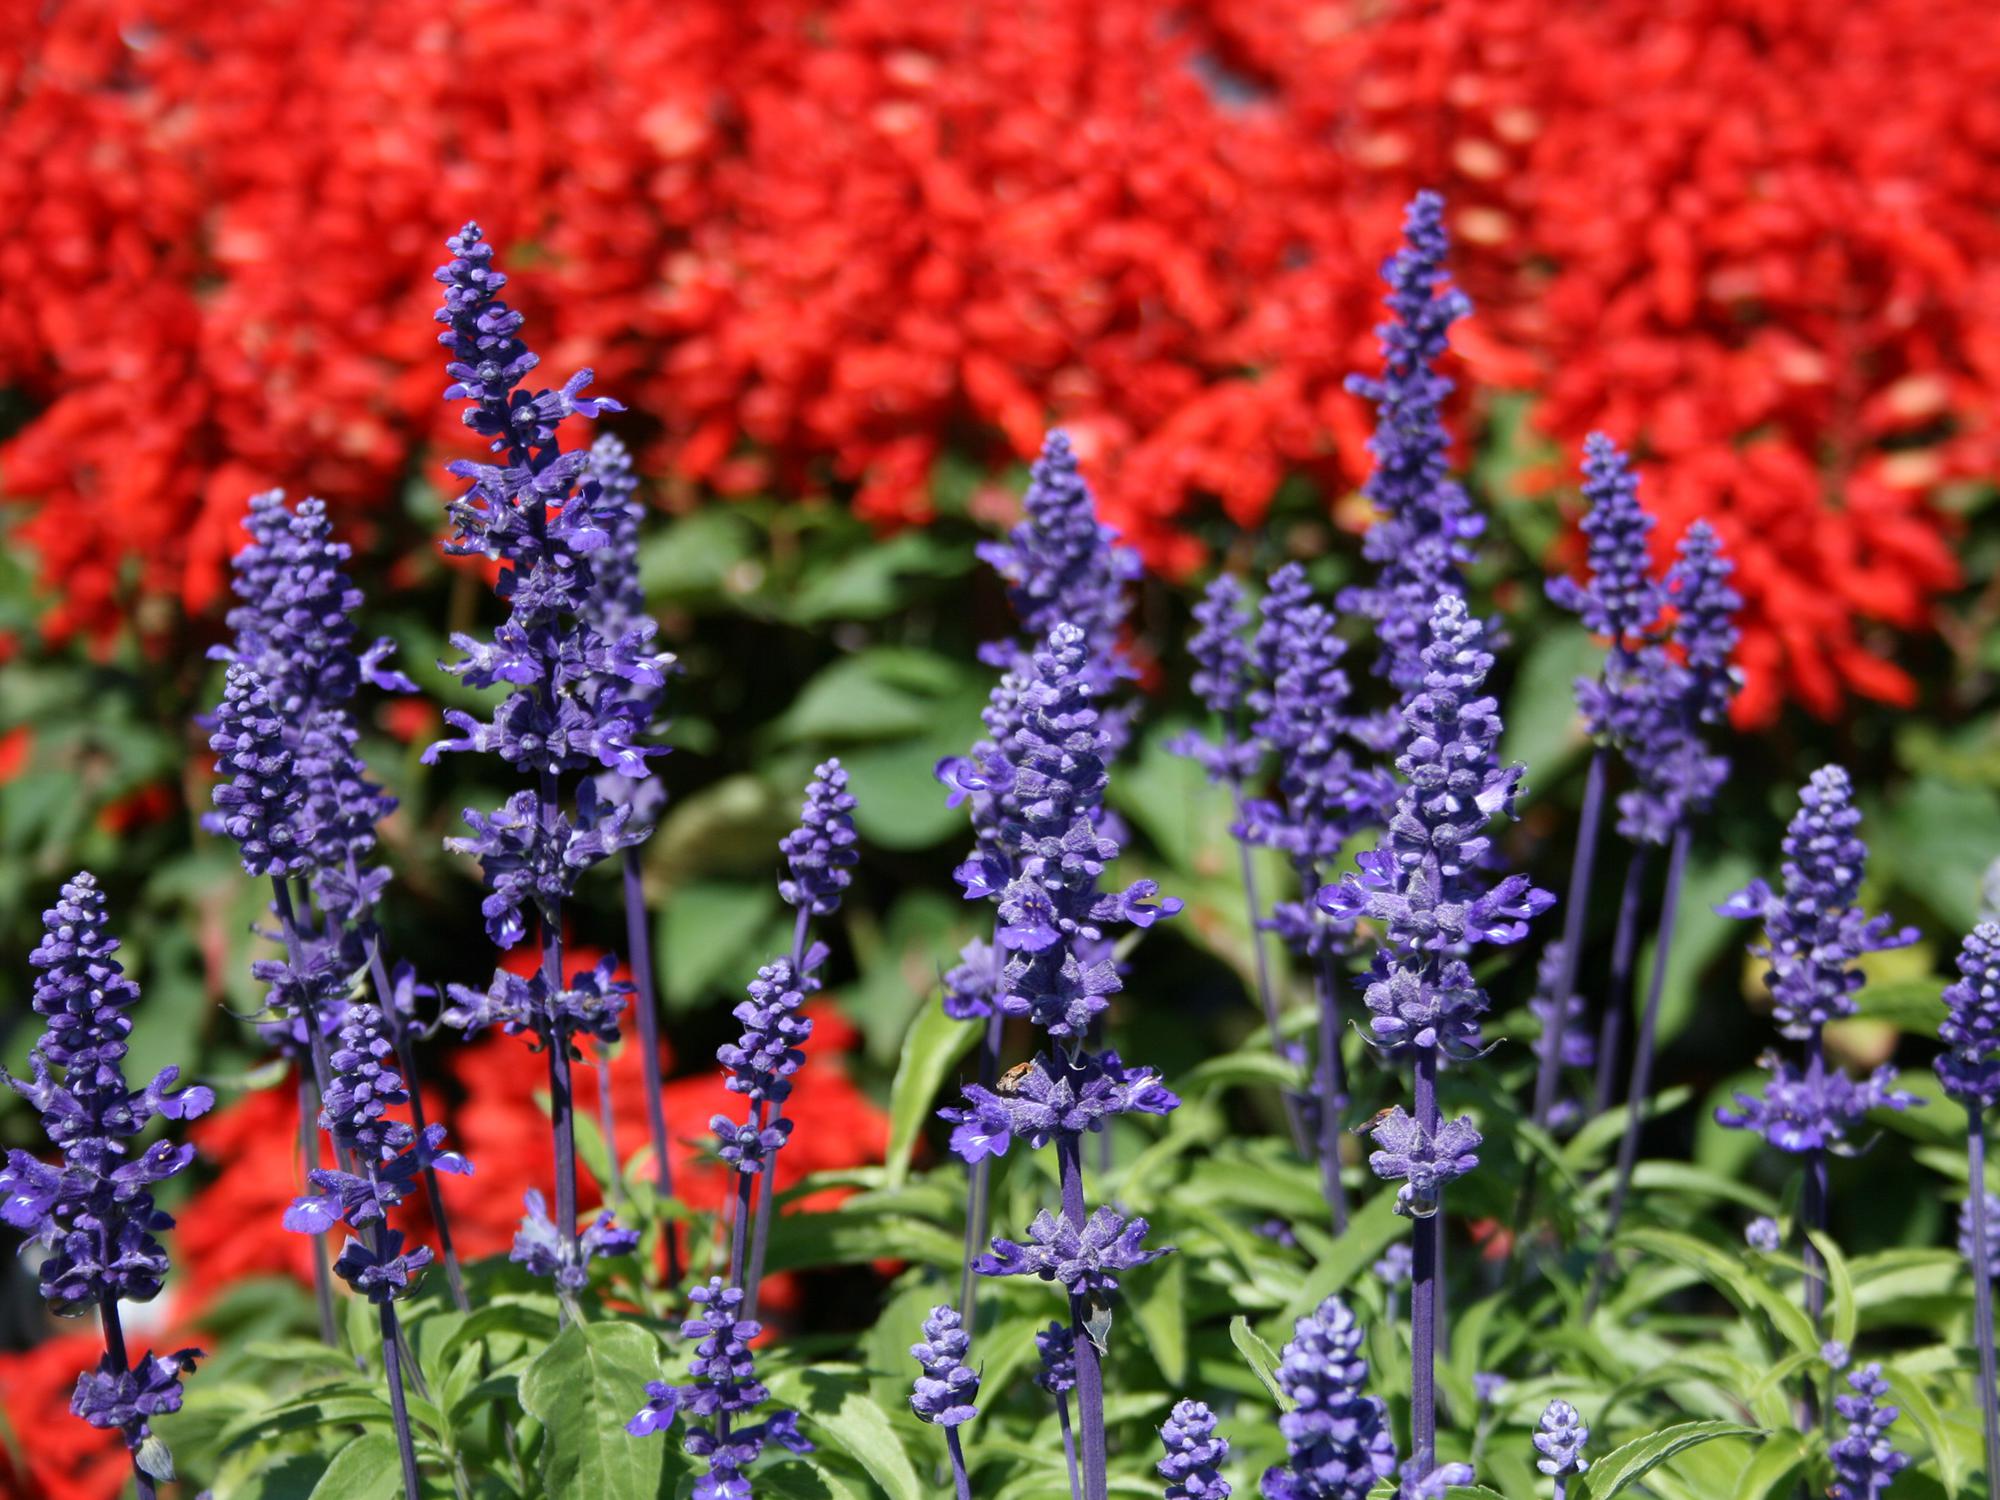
[1401,1463,1476,1499]
[940,1050,1178,1163]
[909,1305,981,1428]
[1170,575,1265,786]
[1319,593,1553,1056]
[974,1206,1169,1298]
[780,760,860,916]
[1715,1050,1919,1155]
[1829,1363,1908,1500]
[1939,923,2000,1108]
[208,665,315,879]
[1035,1321,1078,1394]
[1159,1399,1231,1500]
[1666,519,1743,730]
[1534,1400,1590,1479]
[1547,435,1661,644]
[2,874,209,1481]
[1261,1295,1398,1500]
[626,1278,811,1498]
[509,1189,638,1292]
[1340,191,1483,699]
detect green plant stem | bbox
[1968,1108,2000,1490]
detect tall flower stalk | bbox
[283,1004,472,1499]
[721,759,858,1318]
[1713,768,1920,1380]
[1320,594,1553,1485]
[427,222,666,1287]
[1260,1295,1397,1499]
[1,874,213,1499]
[582,431,680,1239]
[911,1304,981,1500]
[1936,921,2000,1479]
[942,622,1182,1500]
[942,431,1138,1315]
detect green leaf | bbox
[1807,1228,1857,1349]
[884,1001,980,1188]
[761,1208,964,1272]
[517,1322,671,1500]
[637,509,760,603]
[1500,623,1595,791]
[1282,1190,1405,1323]
[765,1366,923,1500]
[308,1434,405,1500]
[1230,1316,1289,1409]
[1880,777,2000,931]
[1129,1249,1188,1387]
[658,878,780,1010]
[1730,1430,1810,1500]
[1580,1420,1762,1499]
[1881,1363,1965,1496]
[782,531,973,623]
[1856,977,1949,1034]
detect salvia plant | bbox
[16,194,2000,1500]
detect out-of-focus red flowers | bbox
[3,1,1993,719]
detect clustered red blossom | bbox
[3,1,1994,722]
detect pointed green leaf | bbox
[884,1001,979,1187]
[765,1365,923,1500]
[1580,1420,1762,1499]
[517,1321,671,1500]
[307,1434,404,1500]
[1230,1316,1289,1409]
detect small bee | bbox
[1354,1106,1401,1137]
[995,1061,1039,1097]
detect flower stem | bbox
[1302,865,1350,1235]
[622,848,680,1282]
[1968,1108,2000,1489]
[959,1002,1005,1321]
[1589,823,1689,1314]
[298,1074,340,1346]
[945,1426,974,1500]
[1411,1047,1439,1477]
[98,1294,157,1500]
[1056,1392,1081,1500]
[1533,749,1605,1130]
[269,877,352,1176]
[595,1045,624,1202]
[379,1299,425,1500]
[540,907,581,1268]
[745,907,814,1319]
[357,918,469,1312]
[1056,1133,1108,1500]
[1592,844,1653,1114]
[1228,786,1309,1158]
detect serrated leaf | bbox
[1580,1420,1761,1499]
[884,1001,979,1188]
[1230,1316,1289,1409]
[765,1365,923,1500]
[517,1321,670,1500]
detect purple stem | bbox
[622,848,680,1283]
[1229,787,1311,1158]
[1302,866,1350,1235]
[299,1074,339,1346]
[539,902,581,1268]
[97,1292,157,1500]
[945,1426,974,1500]
[728,1166,756,1289]
[1800,1029,1829,1433]
[1411,1048,1439,1477]
[595,1046,625,1201]
[1056,1393,1081,1500]
[1590,823,1690,1313]
[379,1298,424,1500]
[355,915,468,1312]
[959,1000,1005,1321]
[1056,1132,1109,1500]
[1591,845,1653,1114]
[1968,1110,2000,1489]
[269,878,352,1177]
[1533,749,1605,1129]
[745,907,814,1319]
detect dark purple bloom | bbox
[627,1279,811,1497]
[443,784,644,950]
[1170,575,1265,786]
[1400,1463,1476,1499]
[332,1228,435,1306]
[712,1115,793,1174]
[1159,1398,1231,1500]
[1340,191,1483,699]
[208,665,314,878]
[1715,1051,1920,1155]
[977,430,1139,745]
[1829,1363,1908,1500]
[1530,943,1594,1071]
[1939,922,2000,1109]
[1320,594,1553,1058]
[1719,766,1919,1038]
[909,1304,981,1427]
[510,1189,639,1291]
[941,937,1000,1022]
[1373,1243,1413,1289]
[1260,1295,1397,1500]
[71,1348,203,1481]
[779,760,859,916]
[1534,1400,1590,1479]
[1034,1321,1077,1394]
[443,953,631,1047]
[1362,1109,1483,1219]
[718,952,820,1106]
[974,1206,1169,1298]
[1546,435,1661,644]
[1666,519,1742,731]
[1746,1216,1783,1253]
[1962,1193,2000,1279]
[940,1050,1179,1163]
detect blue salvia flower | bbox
[0,874,212,1488]
[428,222,666,1264]
[442,953,631,1049]
[974,1206,1170,1297]
[1372,1243,1413,1290]
[585,432,675,829]
[1260,1295,1397,1500]
[977,430,1139,748]
[1159,1399,1231,1500]
[509,1189,640,1291]
[1938,923,2000,1108]
[1361,1110,1483,1220]
[1340,192,1483,699]
[1400,1463,1476,1499]
[1319,593,1553,1066]
[941,1048,1177,1164]
[209,665,315,879]
[280,1004,471,1287]
[1035,1322,1078,1394]
[910,1305,981,1427]
[1665,519,1743,732]
[1961,1192,2000,1279]
[1828,1364,1909,1500]
[1169,575,1262,786]
[1546,435,1661,644]
[1529,942,1593,1129]
[1534,1400,1590,1492]
[626,1279,812,1498]
[1713,1053,1919,1154]
[1746,1216,1783,1253]
[1718,766,1918,1040]
[780,759,861,917]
